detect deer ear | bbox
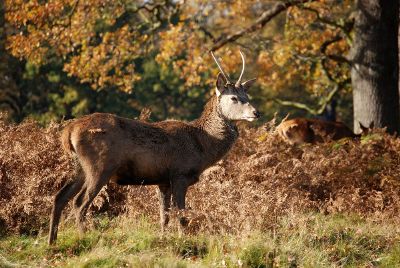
[215,73,227,97]
[241,78,257,91]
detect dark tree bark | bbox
[350,0,399,134]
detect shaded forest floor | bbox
[1,117,400,267]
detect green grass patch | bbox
[0,213,399,267]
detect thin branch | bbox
[209,0,316,52]
[68,0,80,20]
[274,98,323,115]
[111,1,168,32]
[240,2,350,116]
[291,51,319,63]
[198,25,216,42]
[320,35,352,65]
[275,83,339,115]
[277,34,351,116]
[319,35,342,53]
[49,0,80,28]
[274,75,350,115]
[300,6,354,44]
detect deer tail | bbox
[60,124,75,155]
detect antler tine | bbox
[210,51,231,84]
[236,50,245,87]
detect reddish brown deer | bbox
[48,51,260,245]
[276,118,372,145]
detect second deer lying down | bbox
[48,51,260,245]
[277,118,372,145]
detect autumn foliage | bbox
[1,1,359,125]
[5,1,353,93]
[1,116,400,235]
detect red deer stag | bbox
[276,118,372,145]
[48,51,260,245]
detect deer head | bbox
[211,50,260,122]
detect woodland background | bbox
[1,1,400,267]
[0,0,398,133]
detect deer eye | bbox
[231,97,238,103]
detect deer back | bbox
[277,118,356,144]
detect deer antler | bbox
[236,50,245,87]
[210,51,231,84]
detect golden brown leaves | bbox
[5,0,353,95]
[2,118,400,235]
[64,25,142,92]
[256,2,352,95]
[156,22,212,86]
[6,0,139,91]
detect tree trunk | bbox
[351,0,399,134]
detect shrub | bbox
[1,117,400,235]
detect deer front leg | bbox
[158,185,171,232]
[171,177,190,230]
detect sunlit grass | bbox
[0,213,399,267]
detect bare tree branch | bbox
[274,97,325,115]
[210,0,349,116]
[300,6,354,45]
[277,33,351,116]
[274,89,336,115]
[275,74,350,115]
[320,35,352,65]
[209,0,317,52]
[110,0,169,32]
[198,25,216,42]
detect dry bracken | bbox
[1,117,400,235]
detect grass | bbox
[0,213,399,268]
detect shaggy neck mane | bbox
[193,95,235,136]
[191,94,238,166]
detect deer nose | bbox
[253,110,261,118]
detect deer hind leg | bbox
[73,168,114,235]
[48,173,84,245]
[158,185,171,232]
